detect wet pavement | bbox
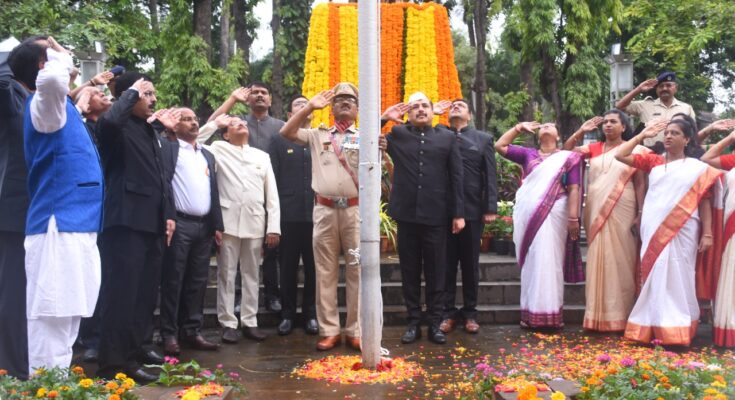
[73,323,723,399]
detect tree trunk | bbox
[270,0,285,119]
[520,59,535,121]
[193,0,213,62]
[232,0,253,82]
[148,0,161,77]
[219,0,231,68]
[472,0,488,130]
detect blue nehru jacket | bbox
[23,95,103,235]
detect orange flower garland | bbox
[301,3,463,128]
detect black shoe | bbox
[267,298,282,312]
[277,319,293,336]
[138,349,165,365]
[126,368,158,384]
[304,318,319,335]
[221,327,241,344]
[242,326,267,341]
[82,347,98,363]
[401,325,421,344]
[428,327,447,344]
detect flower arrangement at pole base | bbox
[0,366,138,399]
[147,357,245,398]
[293,355,423,385]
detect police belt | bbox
[315,194,359,209]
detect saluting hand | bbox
[309,90,335,110]
[515,121,540,134]
[639,119,669,139]
[433,100,452,115]
[230,87,251,103]
[637,78,659,92]
[91,71,115,86]
[381,102,409,123]
[580,116,604,133]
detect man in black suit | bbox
[95,72,175,383]
[270,95,319,336]
[158,108,223,355]
[385,92,465,345]
[0,35,46,379]
[438,99,498,335]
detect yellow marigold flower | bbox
[46,390,59,398]
[656,397,664,400]
[704,388,719,395]
[711,380,726,388]
[114,372,127,380]
[108,395,121,400]
[551,392,566,400]
[105,381,119,391]
[59,386,70,392]
[36,388,47,398]
[79,378,94,388]
[122,378,136,389]
[580,386,590,393]
[181,392,202,400]
[585,377,601,386]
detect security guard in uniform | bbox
[279,83,361,352]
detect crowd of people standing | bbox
[1,35,735,385]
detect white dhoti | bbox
[24,215,100,374]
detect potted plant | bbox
[379,201,397,253]
[480,223,493,252]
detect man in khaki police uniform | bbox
[280,82,361,352]
[615,71,695,147]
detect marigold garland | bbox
[302,3,463,128]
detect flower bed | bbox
[0,367,137,399]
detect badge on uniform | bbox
[342,134,360,150]
[287,148,294,154]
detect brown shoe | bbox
[439,318,457,334]
[163,336,180,356]
[465,319,480,334]
[183,335,220,351]
[345,335,361,351]
[316,335,341,351]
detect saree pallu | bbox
[624,158,723,346]
[714,169,735,347]
[513,151,582,328]
[583,146,646,332]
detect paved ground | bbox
[73,323,723,399]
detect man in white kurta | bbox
[10,38,103,374]
[196,115,280,342]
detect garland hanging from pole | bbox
[302,3,463,130]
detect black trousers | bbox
[262,244,279,301]
[279,221,316,320]
[98,227,164,374]
[0,231,28,379]
[397,221,447,328]
[160,218,212,338]
[444,219,483,320]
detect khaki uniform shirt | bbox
[295,125,359,198]
[626,97,696,146]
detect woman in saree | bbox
[495,121,583,329]
[702,129,735,347]
[616,118,723,346]
[563,110,647,332]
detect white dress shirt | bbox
[172,139,211,216]
[197,122,280,238]
[30,48,73,134]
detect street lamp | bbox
[76,40,107,86]
[605,43,634,109]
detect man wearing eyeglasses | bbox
[196,114,280,344]
[615,72,695,148]
[279,82,362,352]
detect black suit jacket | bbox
[0,57,29,233]
[269,134,314,223]
[446,126,498,220]
[96,89,175,234]
[386,123,464,226]
[161,140,224,234]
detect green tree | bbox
[270,0,311,119]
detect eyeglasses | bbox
[333,97,357,105]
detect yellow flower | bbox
[122,378,136,389]
[580,386,589,393]
[59,386,70,392]
[36,388,47,398]
[108,395,121,400]
[704,388,719,395]
[551,392,566,400]
[79,378,94,388]
[181,392,202,400]
[114,372,127,380]
[711,380,726,388]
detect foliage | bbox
[495,152,522,202]
[0,366,138,399]
[379,201,398,251]
[577,346,735,400]
[271,0,312,118]
[151,357,246,396]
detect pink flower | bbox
[216,364,223,369]
[596,354,611,363]
[651,339,663,346]
[620,357,636,367]
[200,370,212,377]
[228,372,240,378]
[164,356,179,365]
